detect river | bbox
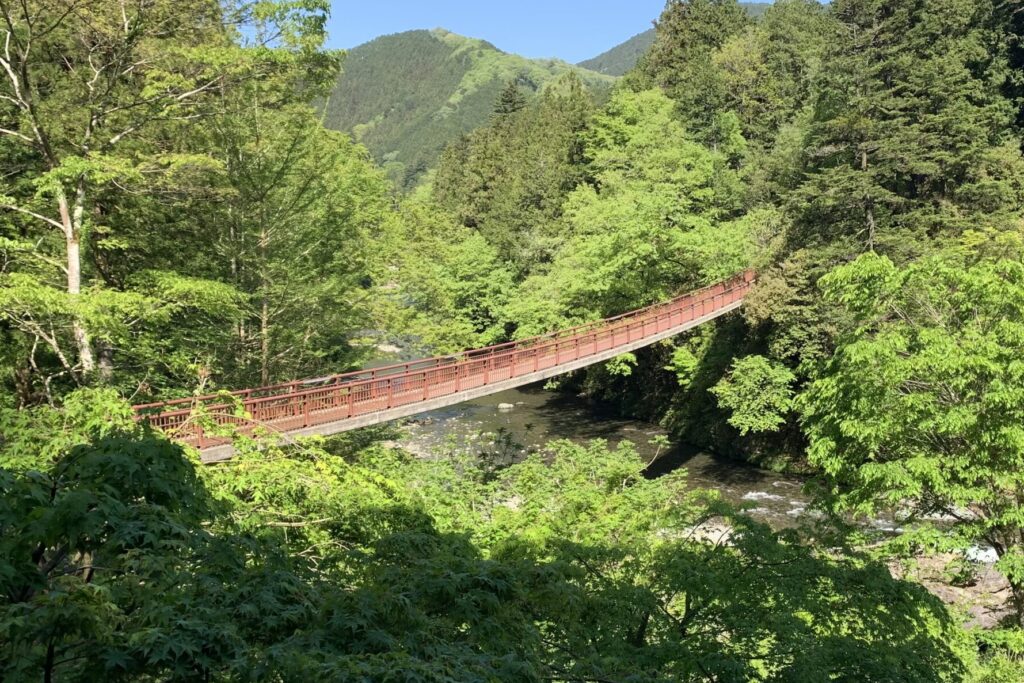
[397,382,817,528]
[388,381,1007,625]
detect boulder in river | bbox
[497,403,515,411]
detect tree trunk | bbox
[43,638,55,683]
[1010,579,1024,629]
[13,361,34,407]
[229,219,247,346]
[259,220,270,385]
[97,342,114,382]
[260,295,270,385]
[58,184,95,375]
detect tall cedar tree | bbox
[494,79,527,116]
[1004,0,1024,138]
[791,0,1021,257]
[639,0,751,139]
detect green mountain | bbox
[577,30,656,77]
[577,3,774,76]
[323,29,616,190]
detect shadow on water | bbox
[527,387,653,443]
[643,441,772,486]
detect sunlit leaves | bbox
[508,88,751,336]
[711,355,796,435]
[800,250,1024,623]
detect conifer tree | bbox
[434,74,595,271]
[494,79,527,116]
[791,0,1022,257]
[712,0,834,149]
[640,0,751,136]
[1004,0,1024,138]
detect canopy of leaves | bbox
[711,355,796,435]
[799,248,1024,623]
[0,399,982,681]
[506,88,752,336]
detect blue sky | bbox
[325,0,670,63]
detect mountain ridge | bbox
[324,4,775,189]
[323,29,614,190]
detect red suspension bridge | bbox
[135,271,755,460]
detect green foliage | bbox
[0,0,361,400]
[3,0,1024,673]
[639,0,753,139]
[0,391,984,681]
[578,29,658,76]
[711,355,796,435]
[713,0,834,149]
[433,72,596,271]
[506,88,751,335]
[0,388,135,471]
[189,101,389,387]
[790,0,1022,256]
[0,429,219,681]
[800,249,1024,624]
[374,203,515,353]
[579,5,772,77]
[494,80,528,115]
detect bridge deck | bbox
[135,271,754,460]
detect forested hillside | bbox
[395,0,1024,663]
[3,0,1024,681]
[577,30,657,76]
[322,29,614,189]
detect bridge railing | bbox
[135,270,755,448]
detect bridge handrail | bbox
[134,270,755,432]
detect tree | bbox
[711,354,796,435]
[368,439,977,682]
[433,72,595,271]
[711,0,834,149]
[373,202,514,353]
[0,0,333,394]
[507,88,750,336]
[196,103,388,386]
[0,0,227,378]
[493,78,527,116]
[639,0,751,138]
[800,246,1024,627]
[0,387,990,681]
[791,0,1022,256]
[1002,0,1024,139]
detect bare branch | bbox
[0,202,65,231]
[0,124,32,143]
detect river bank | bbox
[386,381,1010,628]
